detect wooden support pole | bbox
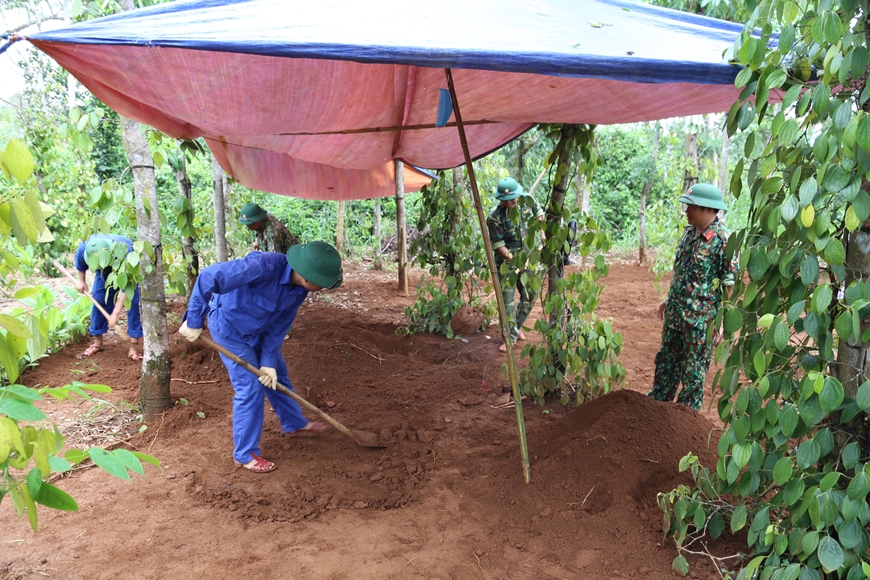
[396,160,409,296]
[445,68,530,483]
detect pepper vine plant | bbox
[657,0,870,577]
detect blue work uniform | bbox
[74,234,142,340]
[185,252,309,464]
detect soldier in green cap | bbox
[486,176,545,353]
[238,202,300,255]
[178,242,343,473]
[647,183,735,411]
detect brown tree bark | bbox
[119,0,170,423]
[174,148,199,293]
[372,199,383,270]
[546,125,579,322]
[683,132,699,193]
[395,160,409,296]
[335,201,346,255]
[211,154,228,262]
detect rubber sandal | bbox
[517,330,527,341]
[82,344,103,357]
[128,351,143,361]
[286,421,327,436]
[233,453,276,473]
[498,343,508,353]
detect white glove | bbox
[258,366,278,389]
[179,320,203,342]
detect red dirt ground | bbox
[1,259,740,580]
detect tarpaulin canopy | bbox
[26,0,746,200]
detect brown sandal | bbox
[233,453,276,473]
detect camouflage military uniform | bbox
[648,218,733,410]
[486,195,544,342]
[255,214,300,255]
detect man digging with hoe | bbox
[178,242,343,473]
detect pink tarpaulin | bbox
[28,0,748,200]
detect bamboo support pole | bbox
[445,68,530,483]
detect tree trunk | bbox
[517,135,527,181]
[444,167,464,277]
[335,201,346,254]
[175,149,199,293]
[546,125,579,322]
[395,160,409,296]
[718,125,730,192]
[683,132,699,193]
[119,0,172,423]
[639,123,661,265]
[834,191,870,450]
[572,170,591,268]
[212,154,228,262]
[372,199,383,270]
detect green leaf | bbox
[824,238,846,266]
[812,284,833,312]
[731,504,747,532]
[820,471,842,492]
[773,457,793,485]
[112,448,145,477]
[0,397,45,421]
[796,438,820,469]
[819,376,845,413]
[801,254,820,286]
[733,442,752,468]
[4,139,34,183]
[817,536,844,573]
[672,554,688,575]
[34,481,78,511]
[774,321,790,351]
[847,472,870,501]
[781,195,800,221]
[854,189,870,221]
[857,381,870,410]
[780,404,799,437]
[748,248,770,280]
[724,307,743,333]
[0,313,32,339]
[800,177,818,206]
[88,448,130,480]
[10,196,38,245]
[838,519,863,550]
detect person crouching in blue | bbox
[75,234,143,361]
[178,242,343,473]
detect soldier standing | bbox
[486,176,545,353]
[647,183,734,410]
[238,202,300,255]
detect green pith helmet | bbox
[238,202,267,225]
[678,183,728,211]
[494,177,524,201]
[83,236,112,261]
[287,241,343,289]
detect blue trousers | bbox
[90,275,142,338]
[210,329,308,464]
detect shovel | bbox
[194,334,385,448]
[53,258,142,351]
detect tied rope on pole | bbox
[0,34,26,56]
[444,67,531,484]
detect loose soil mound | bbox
[2,261,737,580]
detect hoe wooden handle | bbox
[53,259,133,342]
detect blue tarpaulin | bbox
[27,0,746,199]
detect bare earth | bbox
[1,260,739,580]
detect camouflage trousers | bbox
[647,322,713,411]
[495,263,536,342]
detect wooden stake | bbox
[445,68,531,483]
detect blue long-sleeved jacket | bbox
[185,252,308,369]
